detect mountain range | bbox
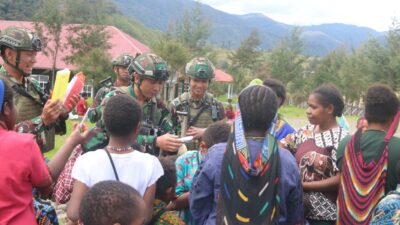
[113,0,384,56]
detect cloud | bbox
[200,0,400,31]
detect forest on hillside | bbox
[1,0,400,105]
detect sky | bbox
[200,0,400,32]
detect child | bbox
[79,180,147,225]
[337,84,400,224]
[225,99,235,120]
[75,93,88,116]
[263,78,296,140]
[0,79,52,224]
[67,95,164,223]
[150,157,185,225]
[171,121,231,224]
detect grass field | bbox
[44,119,93,159]
[45,105,360,159]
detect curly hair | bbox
[103,95,142,137]
[79,181,144,225]
[365,84,399,124]
[202,121,231,148]
[239,85,278,132]
[156,157,177,199]
[263,78,286,107]
[312,84,344,118]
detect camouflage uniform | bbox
[88,53,134,124]
[169,57,225,150]
[83,53,174,155]
[0,26,65,152]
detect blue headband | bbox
[0,80,4,112]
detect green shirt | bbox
[337,130,400,193]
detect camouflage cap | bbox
[112,53,134,68]
[129,53,169,81]
[0,26,42,51]
[185,57,215,80]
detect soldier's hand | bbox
[156,133,182,153]
[41,99,63,126]
[186,126,206,139]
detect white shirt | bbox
[72,149,163,196]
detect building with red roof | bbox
[0,20,150,70]
[0,20,234,100]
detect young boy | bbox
[79,180,147,225]
[263,78,296,141]
[150,157,185,225]
[67,95,164,223]
[337,84,400,224]
[171,121,231,224]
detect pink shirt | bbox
[0,129,51,225]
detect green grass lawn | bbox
[44,119,93,159]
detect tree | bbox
[269,27,305,83]
[153,36,190,73]
[71,48,113,84]
[229,29,262,71]
[33,0,65,87]
[170,2,211,55]
[268,27,307,103]
[0,0,39,20]
[310,47,347,88]
[383,19,400,91]
[338,50,369,104]
[64,24,112,83]
[64,0,117,24]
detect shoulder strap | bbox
[385,111,400,142]
[148,206,167,225]
[12,83,45,107]
[189,104,209,127]
[206,93,220,121]
[103,149,119,181]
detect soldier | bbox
[84,53,181,155]
[169,57,225,150]
[88,53,133,123]
[0,26,78,152]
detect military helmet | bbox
[0,26,42,51]
[112,53,133,68]
[129,53,169,81]
[185,57,215,80]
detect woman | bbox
[284,84,348,225]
